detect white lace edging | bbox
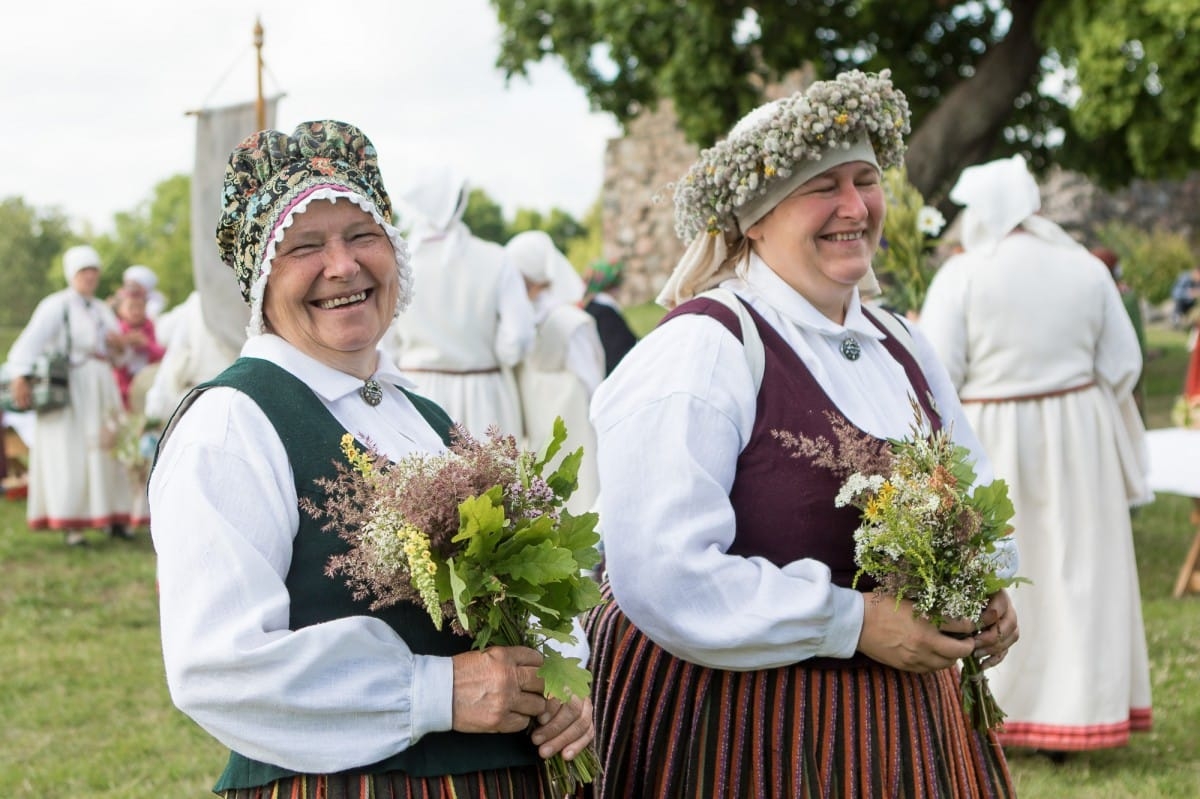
[246,187,414,337]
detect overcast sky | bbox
[0,0,622,234]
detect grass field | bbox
[1,324,1198,796]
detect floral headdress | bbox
[659,70,910,308]
[216,120,413,336]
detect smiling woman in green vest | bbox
[148,120,593,799]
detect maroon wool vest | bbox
[662,296,941,668]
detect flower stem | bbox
[959,653,1006,733]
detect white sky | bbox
[0,0,622,234]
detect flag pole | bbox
[254,18,265,131]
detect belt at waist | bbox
[961,380,1096,404]
[399,366,501,375]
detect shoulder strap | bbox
[861,303,917,362]
[697,288,765,392]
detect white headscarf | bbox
[949,154,1078,254]
[399,164,470,255]
[123,264,158,291]
[63,245,101,282]
[505,230,586,307]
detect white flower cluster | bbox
[673,69,911,242]
[917,205,947,237]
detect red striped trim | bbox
[26,513,132,530]
[221,767,563,799]
[996,707,1153,751]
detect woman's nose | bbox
[322,239,360,279]
[836,182,869,218]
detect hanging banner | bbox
[190,97,279,351]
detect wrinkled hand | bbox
[451,646,547,734]
[530,694,594,761]
[969,590,1019,670]
[856,593,978,673]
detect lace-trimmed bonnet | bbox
[216,120,413,336]
[660,69,910,308]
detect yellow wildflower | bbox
[341,433,375,478]
[397,523,442,629]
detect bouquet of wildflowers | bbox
[105,411,161,484]
[873,166,946,315]
[303,419,602,794]
[774,401,1023,733]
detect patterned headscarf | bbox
[584,259,624,297]
[216,120,413,336]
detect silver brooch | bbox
[840,336,862,361]
[359,378,383,406]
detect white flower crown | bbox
[673,69,911,242]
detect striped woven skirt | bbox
[584,589,1014,799]
[221,765,569,799]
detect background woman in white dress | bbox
[505,230,605,515]
[385,166,534,440]
[5,245,132,545]
[919,154,1152,757]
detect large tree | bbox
[491,0,1200,201]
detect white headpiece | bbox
[949,154,1078,254]
[505,230,586,306]
[400,165,469,239]
[123,264,158,291]
[63,245,101,281]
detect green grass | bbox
[1,323,1197,796]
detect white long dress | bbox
[384,228,534,440]
[6,289,131,530]
[516,298,605,516]
[919,230,1153,751]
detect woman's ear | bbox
[744,222,764,243]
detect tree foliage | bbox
[94,174,193,310]
[462,186,587,257]
[1096,220,1194,305]
[0,199,75,328]
[491,0,1200,198]
[463,188,508,244]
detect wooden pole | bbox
[254,18,265,130]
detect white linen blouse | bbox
[149,335,459,773]
[590,254,1016,671]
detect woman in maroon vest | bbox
[584,70,1019,798]
[149,120,592,798]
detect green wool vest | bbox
[176,358,537,791]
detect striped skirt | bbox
[585,589,1014,799]
[221,765,567,799]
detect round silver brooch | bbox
[840,336,862,361]
[359,378,384,406]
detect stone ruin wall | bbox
[600,85,1200,309]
